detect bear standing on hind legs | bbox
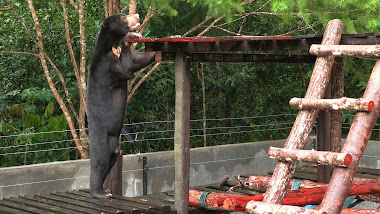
[87,13,156,199]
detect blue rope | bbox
[305,196,357,209]
[291,179,303,190]
[343,196,356,208]
[198,191,210,209]
[305,205,318,209]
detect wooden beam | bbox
[158,53,316,63]
[126,33,380,53]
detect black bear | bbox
[87,13,156,199]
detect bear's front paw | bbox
[126,32,142,39]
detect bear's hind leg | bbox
[89,130,112,199]
[101,135,120,183]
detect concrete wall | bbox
[0,139,379,199]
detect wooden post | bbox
[174,52,191,213]
[317,78,332,184]
[319,59,380,214]
[263,19,344,204]
[103,150,123,196]
[330,58,344,153]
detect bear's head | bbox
[102,13,140,38]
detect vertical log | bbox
[103,150,123,196]
[330,58,344,152]
[174,52,191,213]
[317,80,332,183]
[319,59,380,214]
[263,19,344,204]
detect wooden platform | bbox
[0,190,175,214]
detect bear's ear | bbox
[102,16,113,28]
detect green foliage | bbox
[271,0,380,33]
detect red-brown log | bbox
[246,175,380,203]
[263,19,344,204]
[189,180,380,211]
[310,45,380,57]
[246,201,327,214]
[341,208,380,214]
[268,147,352,167]
[289,97,374,112]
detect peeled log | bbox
[310,45,380,57]
[246,201,326,214]
[341,208,380,214]
[268,147,352,167]
[289,97,374,112]
[189,180,380,211]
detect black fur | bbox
[87,13,155,199]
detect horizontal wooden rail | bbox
[268,147,352,167]
[310,45,380,57]
[289,97,374,112]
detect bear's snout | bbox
[127,14,140,31]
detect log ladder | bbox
[246,19,380,214]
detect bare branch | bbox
[0,7,12,11]
[138,5,156,35]
[183,14,216,37]
[6,0,38,45]
[0,51,39,57]
[69,0,78,11]
[210,25,246,36]
[128,63,151,91]
[241,0,256,5]
[197,14,226,37]
[62,0,87,116]
[25,0,88,159]
[127,62,162,103]
[277,21,321,36]
[44,54,80,122]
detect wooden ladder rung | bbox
[310,44,380,57]
[268,147,352,167]
[289,97,374,112]
[246,201,327,214]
